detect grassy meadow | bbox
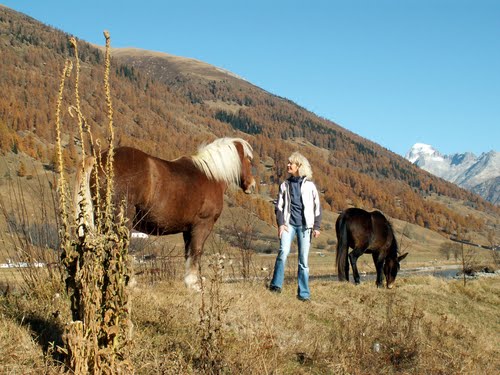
[1,260,499,374]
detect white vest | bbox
[276,178,321,229]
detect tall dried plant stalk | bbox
[198,253,232,374]
[58,32,133,374]
[55,59,73,247]
[103,31,115,224]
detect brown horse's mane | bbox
[389,230,399,257]
[380,213,400,257]
[191,137,253,186]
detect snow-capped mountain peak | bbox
[404,143,443,164]
[404,143,499,205]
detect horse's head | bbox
[234,139,256,194]
[384,252,408,289]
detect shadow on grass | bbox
[1,295,67,364]
[21,312,66,363]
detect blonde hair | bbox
[192,137,253,185]
[289,151,313,179]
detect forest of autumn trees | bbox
[0,6,497,237]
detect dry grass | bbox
[2,270,498,374]
[0,317,49,374]
[126,274,500,374]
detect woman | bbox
[269,151,321,301]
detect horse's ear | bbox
[398,252,409,262]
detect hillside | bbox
[0,5,498,247]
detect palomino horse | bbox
[75,137,255,290]
[335,208,408,288]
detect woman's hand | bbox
[313,230,320,238]
[278,225,288,239]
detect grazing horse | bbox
[335,208,408,288]
[75,137,255,290]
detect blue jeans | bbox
[270,225,312,299]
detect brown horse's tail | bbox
[335,212,350,282]
[74,156,96,236]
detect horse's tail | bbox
[74,156,96,236]
[335,212,350,282]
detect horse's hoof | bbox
[184,274,201,291]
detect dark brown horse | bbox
[335,208,408,288]
[75,137,255,290]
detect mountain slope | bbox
[0,5,498,241]
[405,143,499,205]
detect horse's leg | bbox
[349,248,364,284]
[182,231,197,290]
[184,224,212,291]
[372,253,384,288]
[336,216,350,282]
[343,249,350,282]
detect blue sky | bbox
[3,0,499,156]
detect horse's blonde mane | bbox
[191,137,253,185]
